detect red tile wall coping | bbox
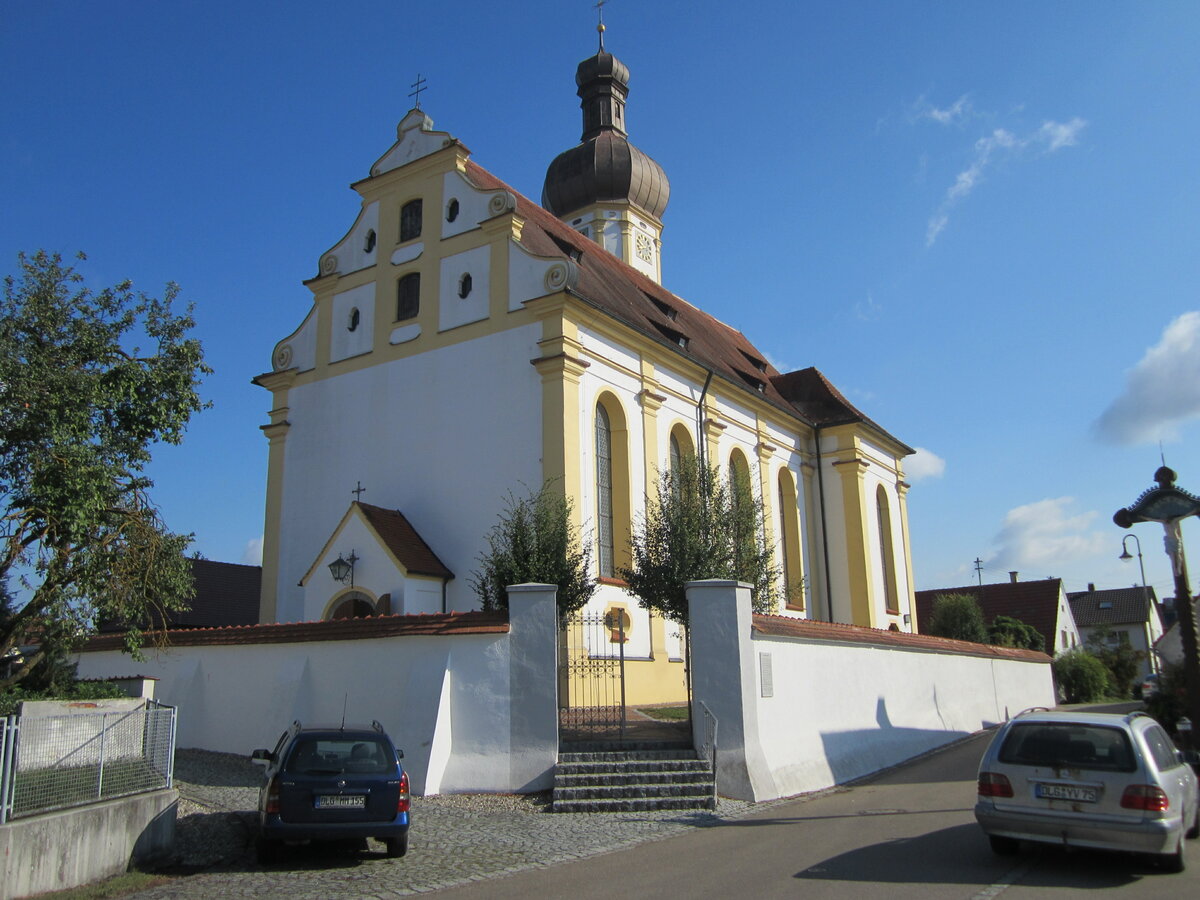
[752,614,1051,663]
[80,611,510,652]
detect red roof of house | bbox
[355,502,453,579]
[914,580,1070,655]
[463,160,912,453]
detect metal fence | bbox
[0,701,176,824]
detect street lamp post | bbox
[1119,533,1157,674]
[1114,466,1200,748]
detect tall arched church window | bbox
[669,432,682,476]
[778,468,803,610]
[596,404,615,578]
[396,273,420,321]
[728,450,755,575]
[400,199,423,242]
[876,485,899,614]
[594,395,632,579]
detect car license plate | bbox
[316,794,365,809]
[1035,783,1097,802]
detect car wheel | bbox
[1187,804,1200,841]
[383,834,408,858]
[1160,837,1186,873]
[988,834,1019,856]
[256,836,283,865]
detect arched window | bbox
[396,273,420,321]
[728,450,755,575]
[400,199,423,242]
[669,432,682,477]
[778,468,803,610]
[330,593,375,620]
[596,404,614,577]
[595,395,631,579]
[876,485,899,614]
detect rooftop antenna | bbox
[408,73,428,110]
[340,693,348,731]
[595,0,607,50]
[1160,441,1167,468]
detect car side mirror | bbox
[250,748,273,765]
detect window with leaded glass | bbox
[400,199,423,242]
[396,273,420,321]
[596,404,614,578]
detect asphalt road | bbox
[430,724,1197,900]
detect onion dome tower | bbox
[542,21,670,283]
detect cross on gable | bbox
[408,74,428,109]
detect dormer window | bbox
[400,199,423,242]
[652,321,689,350]
[645,292,677,321]
[1099,601,1113,609]
[737,370,766,393]
[739,350,768,373]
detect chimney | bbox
[1088,582,1096,592]
[1009,571,1018,583]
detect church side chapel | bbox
[253,24,918,705]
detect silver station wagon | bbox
[975,709,1200,872]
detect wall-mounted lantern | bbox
[328,550,358,586]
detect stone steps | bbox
[552,745,715,813]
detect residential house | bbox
[1067,584,1163,678]
[915,576,1080,655]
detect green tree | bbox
[470,482,595,616]
[987,615,1046,652]
[1053,648,1110,703]
[0,251,209,687]
[925,592,988,644]
[1084,625,1145,699]
[622,455,779,626]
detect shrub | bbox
[1052,649,1110,703]
[1145,661,1188,736]
[925,593,988,644]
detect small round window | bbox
[446,198,460,223]
[348,307,360,332]
[364,229,376,253]
[458,273,472,299]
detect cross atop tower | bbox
[594,0,607,50]
[352,481,367,501]
[408,74,428,109]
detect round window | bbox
[458,273,472,299]
[348,308,360,331]
[446,198,460,223]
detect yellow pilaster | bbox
[253,369,297,624]
[531,308,587,531]
[895,477,917,631]
[833,450,875,628]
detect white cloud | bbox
[1095,311,1200,445]
[854,292,882,322]
[905,447,946,482]
[1037,117,1086,152]
[911,94,972,126]
[988,497,1109,572]
[241,536,264,566]
[925,118,1086,246]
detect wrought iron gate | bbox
[559,610,627,739]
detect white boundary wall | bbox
[687,580,1056,802]
[73,586,560,796]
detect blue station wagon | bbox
[251,720,410,863]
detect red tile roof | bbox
[463,161,911,453]
[914,581,1070,655]
[98,558,261,632]
[752,614,1049,662]
[355,502,453,579]
[81,611,508,652]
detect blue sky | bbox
[4,1,1200,606]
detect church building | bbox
[253,28,919,701]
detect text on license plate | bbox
[316,794,366,808]
[1035,783,1097,802]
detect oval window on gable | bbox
[458,273,472,299]
[446,198,460,222]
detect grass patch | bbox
[13,760,166,816]
[637,705,690,721]
[31,869,174,899]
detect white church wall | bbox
[438,245,490,332]
[272,307,317,374]
[329,283,376,364]
[273,324,544,623]
[323,200,379,277]
[441,171,493,240]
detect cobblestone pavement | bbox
[128,749,775,899]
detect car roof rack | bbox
[371,720,384,733]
